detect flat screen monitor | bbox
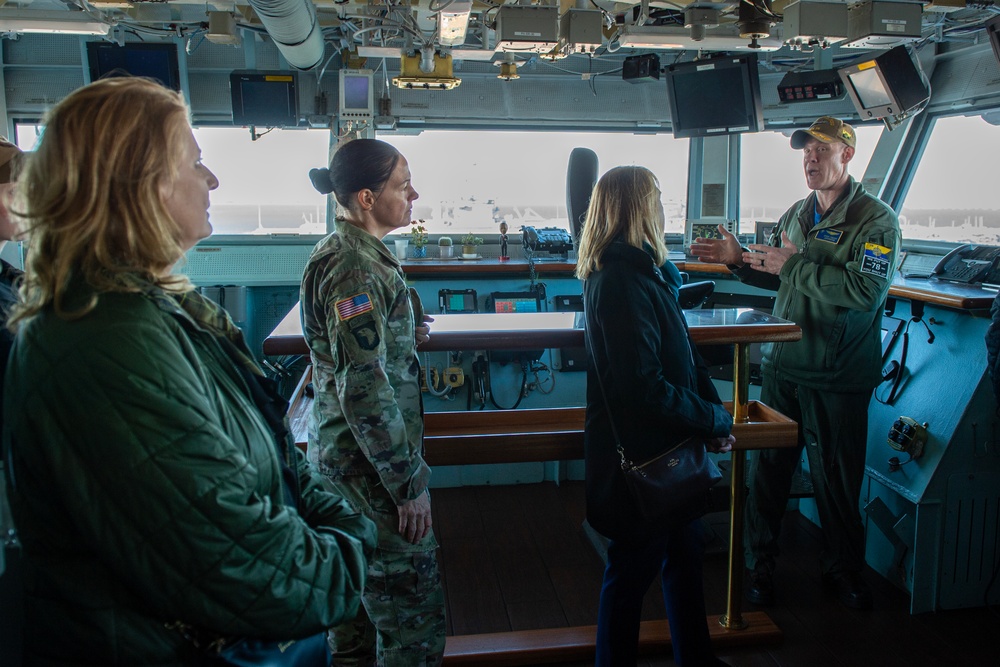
[837,45,929,121]
[339,69,374,121]
[230,71,299,128]
[490,291,542,314]
[86,42,180,91]
[439,289,478,314]
[665,54,764,138]
[987,15,1000,67]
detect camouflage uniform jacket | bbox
[301,220,430,506]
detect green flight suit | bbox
[732,176,901,576]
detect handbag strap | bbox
[583,311,636,473]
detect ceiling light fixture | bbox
[437,0,472,47]
[617,25,782,52]
[0,10,110,36]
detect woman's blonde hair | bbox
[575,166,668,280]
[13,77,195,325]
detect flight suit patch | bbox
[815,229,843,244]
[335,292,374,322]
[348,314,381,351]
[860,242,892,279]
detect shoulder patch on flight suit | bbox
[348,314,381,350]
[335,292,374,322]
[815,229,844,244]
[860,242,892,279]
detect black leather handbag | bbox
[616,436,722,524]
[585,311,723,524]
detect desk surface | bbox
[263,305,801,356]
[399,258,997,310]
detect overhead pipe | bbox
[246,0,325,70]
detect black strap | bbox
[220,338,302,511]
[583,310,632,470]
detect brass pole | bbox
[720,342,750,630]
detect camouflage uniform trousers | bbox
[325,474,447,667]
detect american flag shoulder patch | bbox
[335,293,374,321]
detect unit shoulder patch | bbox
[347,314,381,351]
[860,242,892,279]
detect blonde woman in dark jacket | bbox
[2,77,376,665]
[576,166,733,667]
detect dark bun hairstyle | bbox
[309,167,335,195]
[309,138,401,211]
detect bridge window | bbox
[899,114,1000,245]
[379,130,690,236]
[191,127,330,235]
[740,126,881,237]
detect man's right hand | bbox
[689,224,744,267]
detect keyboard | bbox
[898,253,940,279]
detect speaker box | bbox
[622,53,661,83]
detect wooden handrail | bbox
[289,368,797,462]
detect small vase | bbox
[462,245,477,259]
[412,246,427,259]
[439,246,454,259]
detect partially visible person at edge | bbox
[302,137,445,666]
[0,137,25,655]
[0,137,25,388]
[577,165,735,667]
[2,77,377,664]
[690,116,901,611]
[985,292,1000,408]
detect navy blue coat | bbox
[583,242,732,539]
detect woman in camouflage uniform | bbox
[303,138,445,666]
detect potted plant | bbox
[410,221,429,258]
[460,233,483,259]
[438,236,454,259]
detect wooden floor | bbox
[431,481,998,667]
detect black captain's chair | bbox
[678,280,715,310]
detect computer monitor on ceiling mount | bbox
[986,15,1000,67]
[664,53,764,139]
[837,45,929,123]
[86,41,181,91]
[230,71,300,129]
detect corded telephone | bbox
[932,244,1000,284]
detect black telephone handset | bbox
[933,244,1000,283]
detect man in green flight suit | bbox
[691,116,901,610]
[301,138,445,665]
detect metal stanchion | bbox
[720,342,750,630]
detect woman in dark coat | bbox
[576,166,734,666]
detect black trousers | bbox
[744,368,871,576]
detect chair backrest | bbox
[566,147,598,243]
[677,280,715,310]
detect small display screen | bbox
[447,293,476,313]
[494,297,539,314]
[849,69,893,109]
[343,74,370,110]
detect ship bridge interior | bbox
[2,1,1000,664]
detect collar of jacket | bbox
[800,175,862,228]
[334,218,401,266]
